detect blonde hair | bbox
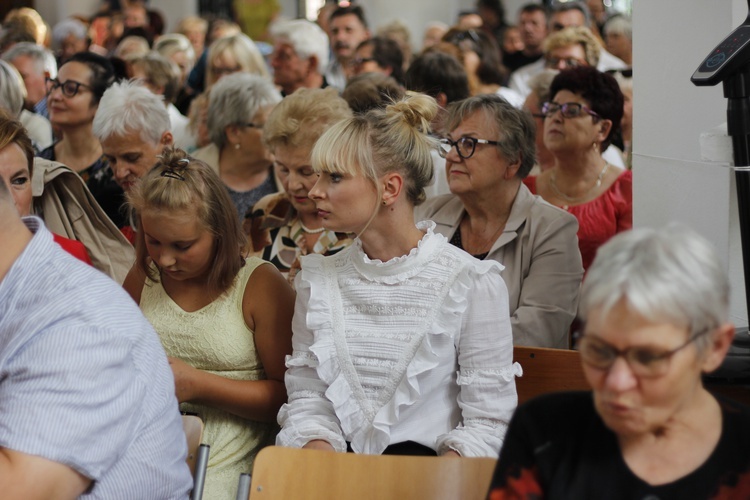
[264,87,352,154]
[544,26,601,68]
[206,33,269,88]
[311,91,437,207]
[127,147,246,294]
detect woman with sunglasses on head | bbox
[277,92,520,457]
[524,66,631,271]
[416,94,582,348]
[37,52,126,227]
[488,225,750,499]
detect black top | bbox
[505,51,543,73]
[488,391,750,500]
[38,144,127,228]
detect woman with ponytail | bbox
[276,93,520,457]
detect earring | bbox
[234,143,241,150]
[382,200,387,206]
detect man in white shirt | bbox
[324,4,371,90]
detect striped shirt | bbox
[0,217,192,499]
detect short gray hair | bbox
[603,15,632,41]
[0,60,25,117]
[580,225,730,354]
[443,94,536,179]
[270,19,329,74]
[2,41,57,78]
[93,80,171,144]
[207,73,281,148]
[52,18,87,48]
[154,33,196,66]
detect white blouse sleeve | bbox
[276,268,348,452]
[436,263,521,457]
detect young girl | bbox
[276,93,521,457]
[123,148,294,499]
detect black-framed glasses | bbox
[438,137,500,160]
[544,56,587,69]
[243,122,264,129]
[606,68,633,78]
[541,101,601,120]
[446,29,480,45]
[45,77,93,98]
[575,329,712,378]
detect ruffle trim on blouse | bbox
[457,364,523,385]
[298,240,509,455]
[350,221,445,284]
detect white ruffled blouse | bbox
[276,221,521,457]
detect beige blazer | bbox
[416,184,583,348]
[32,158,135,284]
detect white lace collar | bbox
[350,221,445,283]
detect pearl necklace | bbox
[299,220,325,234]
[549,162,611,204]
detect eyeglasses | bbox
[350,57,376,67]
[446,29,480,45]
[541,101,601,120]
[243,122,264,129]
[606,68,633,78]
[45,77,93,98]
[438,137,500,160]
[544,56,587,69]
[576,329,711,378]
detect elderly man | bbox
[93,80,173,241]
[2,42,56,119]
[270,19,330,97]
[0,175,192,498]
[325,4,371,90]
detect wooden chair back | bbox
[247,446,496,500]
[513,346,590,405]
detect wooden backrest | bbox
[247,446,497,500]
[181,414,204,477]
[513,346,590,405]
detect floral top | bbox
[276,221,521,456]
[246,192,354,287]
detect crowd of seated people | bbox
[1,2,712,499]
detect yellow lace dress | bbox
[140,257,276,500]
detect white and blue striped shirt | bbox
[0,218,192,499]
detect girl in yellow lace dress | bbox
[123,148,294,500]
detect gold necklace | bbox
[549,162,611,204]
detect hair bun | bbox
[386,92,438,133]
[157,146,191,179]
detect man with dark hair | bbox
[505,3,548,71]
[404,50,471,198]
[351,36,404,84]
[0,175,192,497]
[325,3,371,89]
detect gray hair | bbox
[0,60,25,117]
[580,225,730,354]
[443,94,536,179]
[270,19,329,74]
[207,73,281,148]
[2,42,57,78]
[52,18,87,48]
[550,1,591,28]
[603,15,632,41]
[528,69,559,104]
[93,80,171,144]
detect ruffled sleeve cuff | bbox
[276,405,348,452]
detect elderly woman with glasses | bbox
[487,225,750,499]
[416,94,582,348]
[524,66,631,271]
[192,73,281,223]
[37,52,125,227]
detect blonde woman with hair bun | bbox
[276,92,520,457]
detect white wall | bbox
[635,0,749,326]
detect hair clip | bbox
[161,169,186,180]
[178,158,190,164]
